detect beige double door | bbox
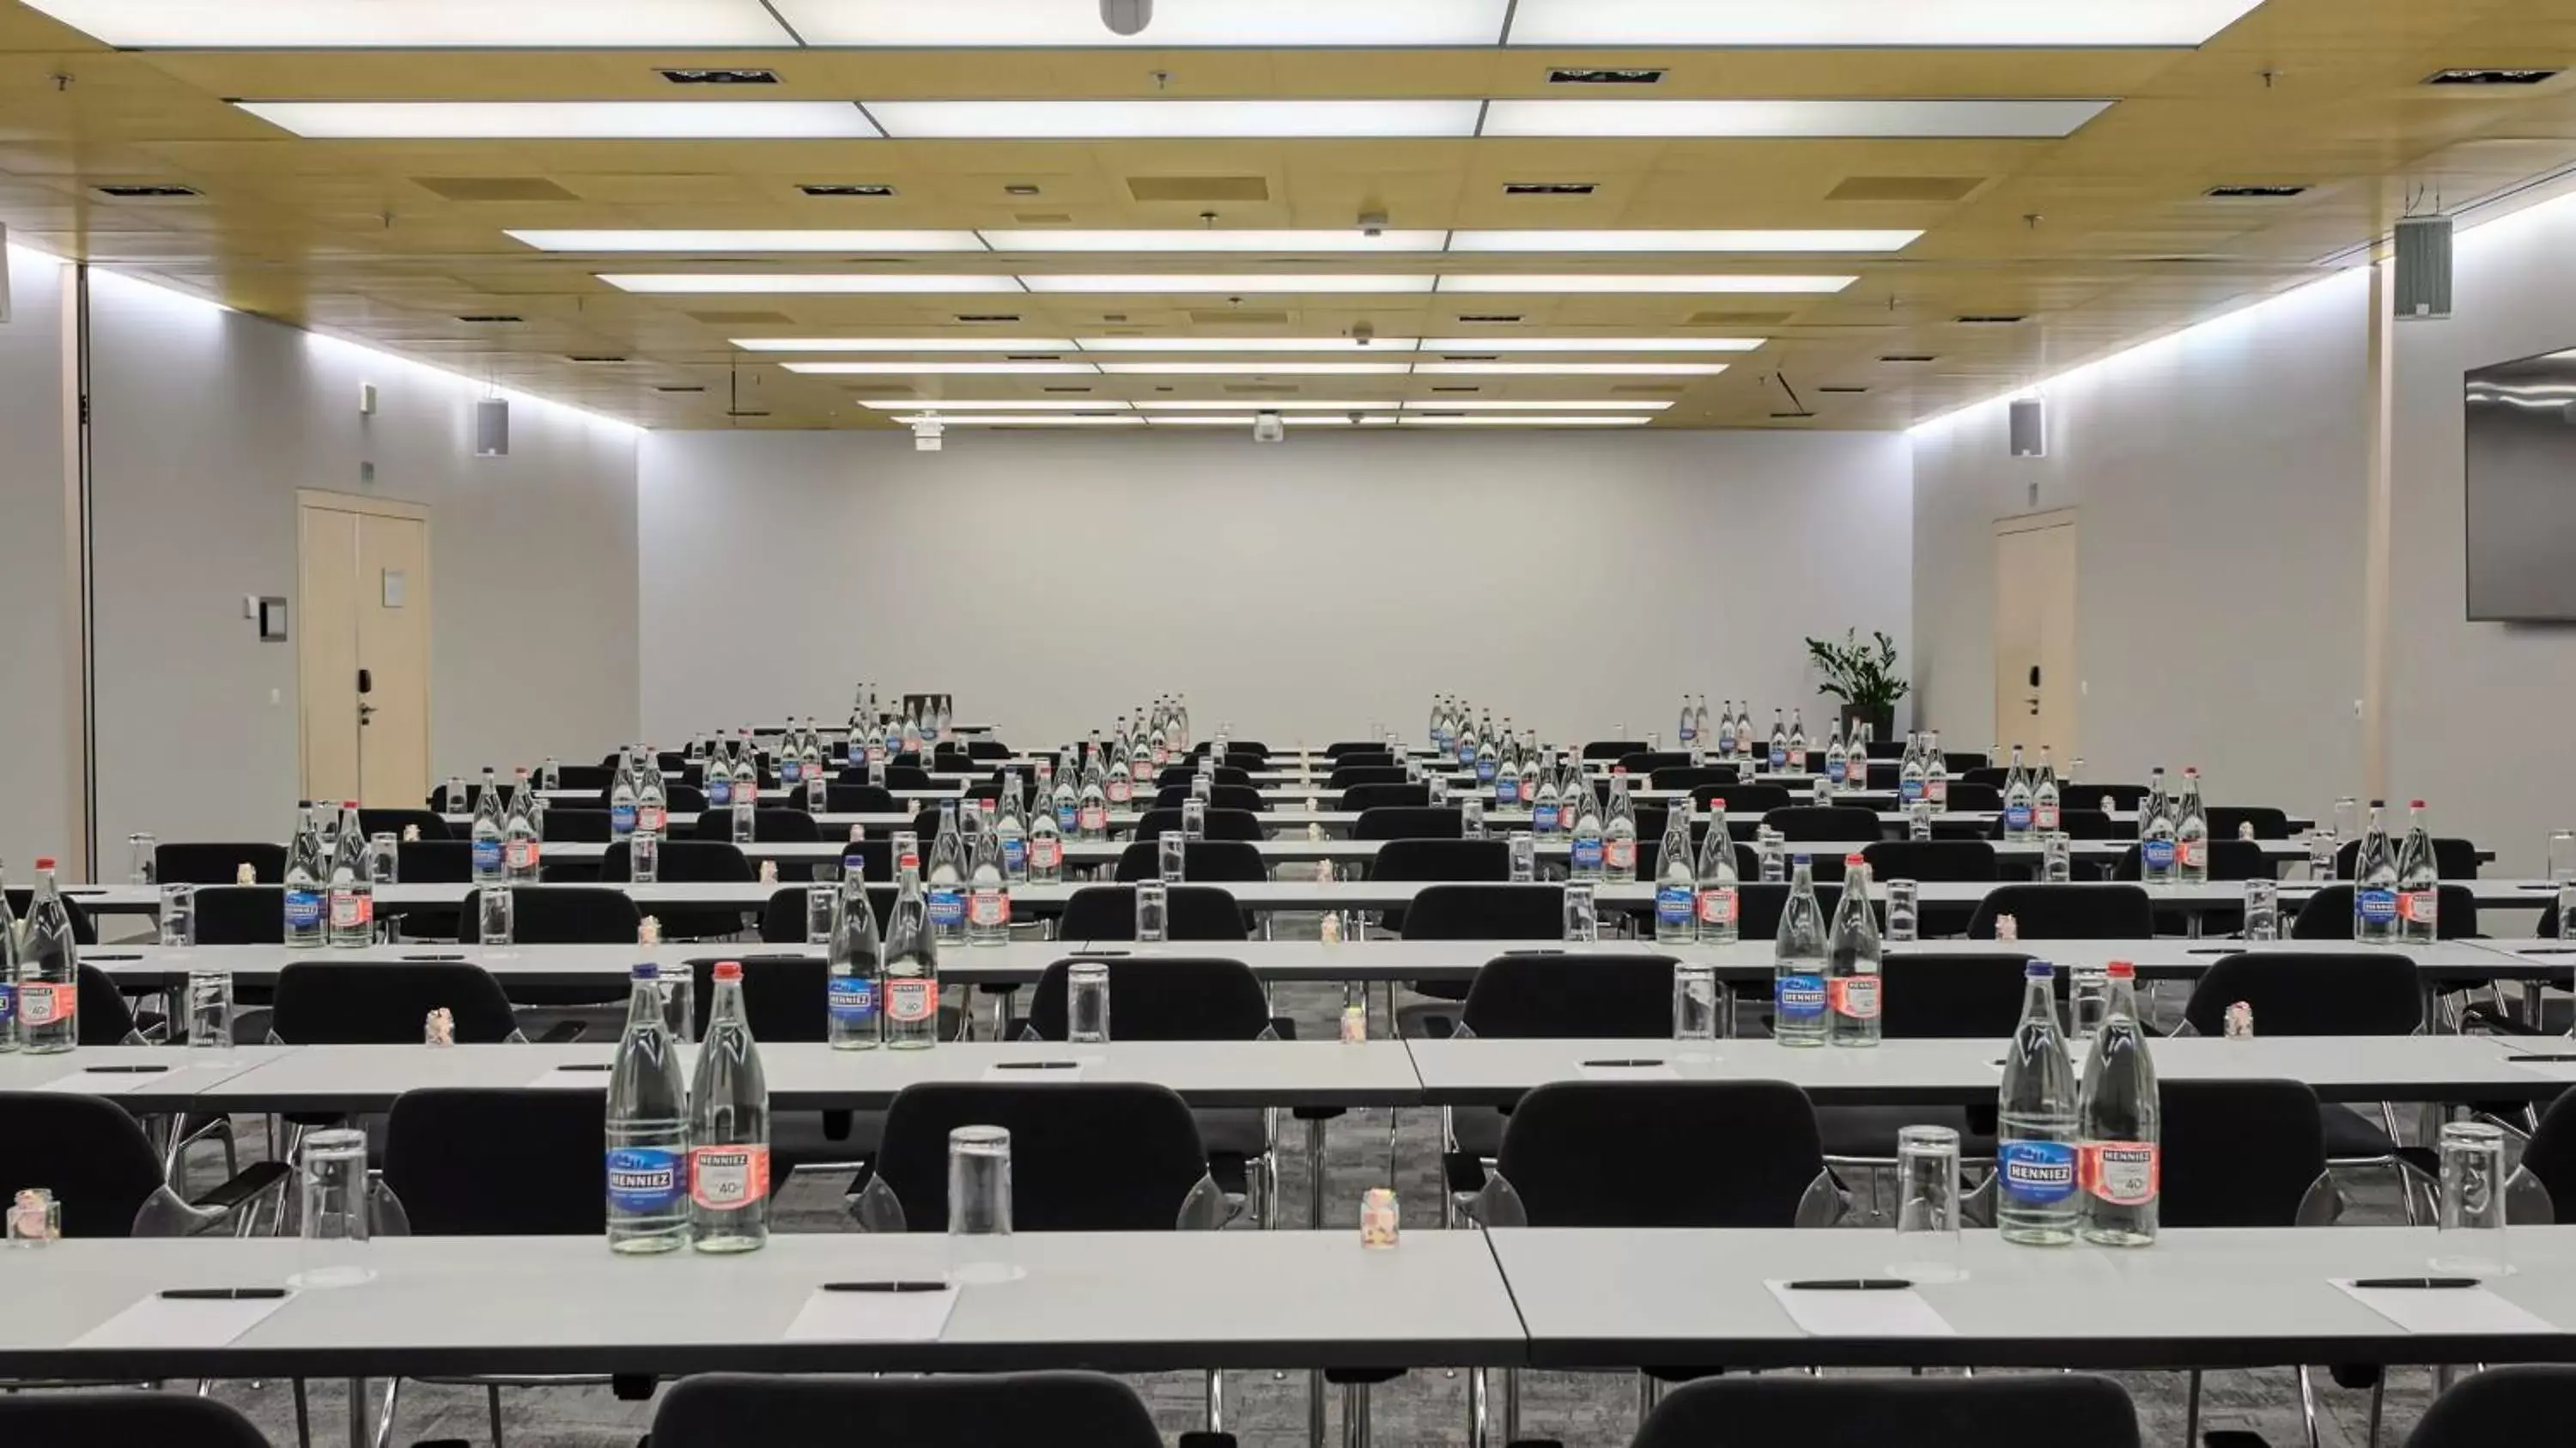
[298,492,430,806]
[1992,509,2078,762]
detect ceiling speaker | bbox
[2008,396,2046,458]
[474,397,510,458]
[0,222,11,325]
[2394,215,2453,320]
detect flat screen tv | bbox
[2466,345,2576,621]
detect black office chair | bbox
[1876,952,2034,1037]
[1352,805,1459,842]
[1762,806,1883,844]
[154,843,287,886]
[1157,765,1249,790]
[1132,808,1265,844]
[2513,1089,2576,1222]
[601,841,753,940]
[1457,953,1680,1039]
[2293,884,2480,940]
[1327,765,1410,791]
[1650,765,1736,792]
[1692,783,1791,816]
[553,765,614,793]
[1341,783,1431,813]
[854,1082,1222,1233]
[0,1092,285,1239]
[190,885,284,945]
[358,809,450,843]
[271,960,527,1043]
[1583,740,1648,762]
[1024,956,1276,1042]
[1111,840,1268,883]
[689,808,821,843]
[1940,782,2003,811]
[2336,837,2482,879]
[1862,839,1999,882]
[2206,806,2293,840]
[760,882,892,940]
[1986,808,2122,841]
[400,840,474,881]
[466,885,643,946]
[1966,884,2155,939]
[385,1088,605,1236]
[1325,751,1397,772]
[2066,782,2149,812]
[882,765,935,792]
[75,964,152,1047]
[2111,839,2275,881]
[1472,1080,1835,1234]
[1058,885,1248,941]
[1961,766,2010,789]
[1322,740,1385,757]
[651,1372,1166,1448]
[1732,881,1846,940]
[532,808,609,844]
[1371,837,1511,934]
[1633,1375,2140,1448]
[1615,751,1696,776]
[1400,884,1564,940]
[2405,1368,2576,1448]
[0,1392,277,1448]
[1150,784,1266,814]
[825,783,902,814]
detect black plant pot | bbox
[1840,703,1894,740]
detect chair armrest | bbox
[1267,1016,1298,1041]
[188,1159,292,1217]
[535,1019,587,1043]
[1178,1435,1239,1448]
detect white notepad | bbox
[2331,1279,2559,1335]
[781,1285,961,1343]
[1765,1280,1957,1338]
[38,1067,177,1098]
[72,1291,295,1350]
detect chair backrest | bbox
[272,961,522,1043]
[468,885,643,945]
[1987,807,2120,841]
[1325,751,1396,772]
[1370,837,1511,884]
[1634,1374,2140,1448]
[1351,804,1458,841]
[538,808,612,843]
[1761,806,1884,843]
[690,951,829,1041]
[1966,884,2156,940]
[1024,958,1272,1041]
[2069,782,2149,812]
[1495,1080,1824,1227]
[1693,782,1791,815]
[2111,837,2274,881]
[1861,839,1999,883]
[2403,1367,2576,1448]
[1156,765,1249,790]
[651,1371,1165,1448]
[2181,952,2423,1037]
[1461,953,1679,1038]
[2160,1079,2327,1229]
[1321,740,1383,757]
[1058,885,1248,941]
[1111,840,1267,884]
[2292,884,2480,940]
[1877,952,2032,1037]
[826,783,902,814]
[2336,837,2482,879]
[1150,784,1266,814]
[0,1092,168,1238]
[384,1087,606,1235]
[2205,806,2292,841]
[2520,1089,2576,1222]
[155,843,287,886]
[555,764,614,792]
[1960,766,2009,788]
[690,809,820,843]
[1131,808,1265,844]
[1582,739,1648,761]
[1650,765,1737,791]
[0,1390,277,1448]
[76,964,143,1046]
[1401,883,1564,940]
[398,839,475,882]
[604,840,753,883]
[1615,751,1696,776]
[1940,782,2003,811]
[1733,881,1846,940]
[190,885,284,945]
[873,1082,1210,1232]
[883,765,935,791]
[3,889,95,947]
[1326,765,1409,790]
[358,808,450,843]
[1341,783,1432,814]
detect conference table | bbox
[447,806,2208,838]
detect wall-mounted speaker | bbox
[474,397,510,457]
[2394,215,2453,320]
[2008,396,2046,458]
[0,222,12,325]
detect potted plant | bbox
[1804,629,1910,739]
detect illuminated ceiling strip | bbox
[1480,98,2109,139]
[1503,0,2265,46]
[236,101,880,140]
[867,100,1483,139]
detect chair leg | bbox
[1309,1372,1328,1448]
[2184,1368,2202,1447]
[293,1378,312,1448]
[1467,1366,1488,1448]
[1502,1366,1521,1445]
[1205,1369,1224,1434]
[2366,1369,2386,1448]
[488,1382,507,1448]
[2294,1366,2321,1448]
[1636,1372,1662,1428]
[1340,1380,1370,1448]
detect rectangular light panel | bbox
[598,274,1024,294]
[1414,362,1729,375]
[513,230,985,253]
[734,338,1077,352]
[1419,337,1761,352]
[867,100,1482,140]
[1078,338,1419,352]
[1136,400,1397,411]
[17,0,793,46]
[783,362,1099,375]
[1435,275,1856,294]
[864,400,1133,411]
[1022,275,1437,295]
[981,230,1449,252]
[1504,0,2264,46]
[238,101,879,141]
[1394,399,1672,411]
[1400,416,1656,426]
[895,414,1145,426]
[774,0,1510,46]
[1095,362,1414,375]
[1480,99,2110,139]
[1147,415,1400,426]
[1448,229,1921,253]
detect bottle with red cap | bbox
[1826,854,1882,1048]
[2397,800,2440,943]
[690,961,771,1253]
[18,858,80,1055]
[2077,960,2160,1246]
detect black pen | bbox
[993,1061,1080,1071]
[1787,1279,1914,1292]
[87,1065,172,1074]
[1504,949,1568,957]
[2517,1055,2576,1064]
[2353,1277,2480,1290]
[551,1062,614,1073]
[1583,1059,1667,1069]
[404,953,465,963]
[821,1281,948,1293]
[160,1287,289,1300]
[87,952,141,962]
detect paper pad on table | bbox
[2332,1280,2559,1335]
[1765,1281,1956,1338]
[71,1292,295,1350]
[781,1286,962,1343]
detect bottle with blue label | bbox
[0,867,16,1052]
[469,769,507,883]
[1568,779,1607,880]
[926,803,969,944]
[1824,721,1848,784]
[1772,856,1828,1045]
[827,867,883,1049]
[1998,960,2081,1245]
[607,962,691,1254]
[1654,805,1698,943]
[2352,800,2401,942]
[2001,745,2035,843]
[2138,770,2179,885]
[1531,754,1562,836]
[284,807,327,949]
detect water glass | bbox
[1182,797,1207,841]
[157,884,197,948]
[805,884,836,944]
[1159,833,1187,884]
[1508,834,1536,883]
[1891,1125,1965,1283]
[629,830,661,885]
[290,1129,376,1289]
[2303,827,2336,880]
[1759,829,1786,884]
[2043,832,2072,883]
[127,832,157,885]
[1673,962,1718,1041]
[2433,1121,2510,1277]
[1885,879,1920,942]
[185,969,234,1051]
[658,962,695,1043]
[1426,773,1449,805]
[2244,879,2281,940]
[946,1124,1018,1281]
[2068,966,2111,1050]
[1066,962,1110,1043]
[1404,757,1423,783]
[1461,799,1486,838]
[2333,797,2361,845]
[1563,882,1598,942]
[2551,830,2576,885]
[732,800,755,845]
[477,885,513,946]
[2558,883,2576,944]
[1646,731,1662,751]
[368,832,400,884]
[1191,773,1212,803]
[1135,880,1170,943]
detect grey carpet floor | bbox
[161,954,2463,1448]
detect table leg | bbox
[347,1377,369,1448]
[1467,1366,1489,1448]
[1307,1113,1330,1448]
[1206,1368,1225,1433]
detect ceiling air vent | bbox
[1223,384,1302,395]
[567,356,629,364]
[456,314,524,324]
[413,176,578,202]
[1430,386,1481,392]
[1454,313,1524,324]
[1041,386,1095,392]
[1879,354,1937,363]
[1826,175,1984,202]
[1953,315,2026,325]
[2205,183,2309,198]
[1503,182,1596,196]
[1435,354,1501,362]
[1818,386,1869,394]
[1003,353,1068,361]
[1188,309,1291,325]
[2424,68,2561,87]
[955,313,1023,323]
[686,310,793,325]
[1004,184,1043,197]
[94,183,199,198]
[1128,176,1270,202]
[1547,67,1665,85]
[1686,310,1791,326]
[659,68,778,84]
[799,183,896,198]
[655,386,708,393]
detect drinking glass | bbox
[1182,798,1208,842]
[1158,833,1187,885]
[477,885,513,947]
[1066,963,1110,1044]
[157,884,197,949]
[1427,774,1449,805]
[1135,880,1170,943]
[185,968,234,1054]
[2551,830,2576,885]
[2558,883,2576,944]
[1404,757,1424,783]
[1672,962,1718,1042]
[127,833,157,885]
[1891,1125,1965,1283]
[947,1124,1021,1283]
[2333,798,2361,845]
[368,833,400,885]
[1191,773,1212,803]
[659,962,695,1044]
[2244,879,2281,941]
[2068,967,2111,1056]
[1508,834,1536,883]
[1885,879,1920,942]
[1646,731,1662,751]
[2432,1121,2510,1277]
[1759,829,1786,884]
[805,884,836,944]
[1563,882,1598,942]
[2303,827,2337,880]
[1461,799,1486,839]
[630,830,661,885]
[2043,832,2072,883]
[289,1129,376,1289]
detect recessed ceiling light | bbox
[1021,275,1437,294]
[1400,415,1655,426]
[455,314,524,324]
[510,230,985,252]
[800,183,898,198]
[781,362,1100,375]
[892,413,1146,426]
[1095,362,1415,375]
[1148,414,1400,426]
[866,100,1483,139]
[1547,67,1667,85]
[234,101,879,140]
[2424,68,2562,86]
[1416,362,1729,375]
[770,0,1510,46]
[2202,184,2309,198]
[659,68,779,85]
[1077,337,1420,351]
[93,182,200,198]
[1953,314,2028,324]
[1135,400,1393,411]
[1503,0,2263,46]
[18,0,793,46]
[1397,399,1672,411]
[732,338,1078,351]
[1435,275,1856,294]
[981,229,1448,252]
[1418,337,1762,352]
[1480,99,2110,139]
[1502,183,1598,196]
[1448,229,1920,252]
[1880,354,1938,362]
[596,274,1025,294]
[860,400,1137,411]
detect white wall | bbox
[83,271,642,850]
[639,429,1914,752]
[0,247,73,873]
